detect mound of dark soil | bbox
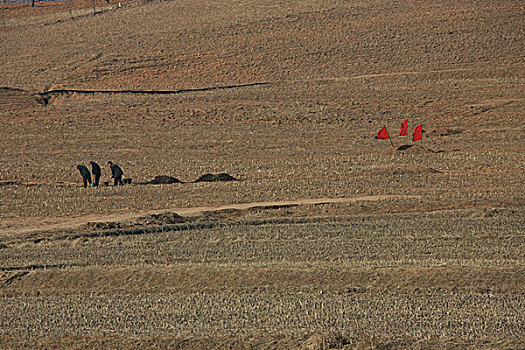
[397,144,414,151]
[144,175,182,185]
[194,173,238,182]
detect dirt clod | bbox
[395,144,440,154]
[302,334,327,350]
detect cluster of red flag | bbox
[378,119,422,143]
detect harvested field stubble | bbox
[0,211,525,347]
[1,211,524,270]
[1,0,524,348]
[1,292,523,339]
[1,211,524,348]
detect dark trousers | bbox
[93,174,100,187]
[114,175,123,186]
[83,175,92,188]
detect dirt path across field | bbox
[2,195,417,236]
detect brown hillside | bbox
[0,0,524,349]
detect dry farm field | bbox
[0,0,524,349]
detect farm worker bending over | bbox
[89,161,101,187]
[108,161,124,186]
[76,165,92,188]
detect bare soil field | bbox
[0,0,524,348]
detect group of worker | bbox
[76,161,124,188]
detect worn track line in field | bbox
[1,195,417,235]
[285,67,477,84]
[172,195,412,216]
[7,67,484,106]
[37,81,271,105]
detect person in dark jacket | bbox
[76,165,92,188]
[108,161,124,186]
[89,161,101,187]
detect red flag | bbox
[412,124,422,142]
[399,119,408,136]
[377,126,389,139]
